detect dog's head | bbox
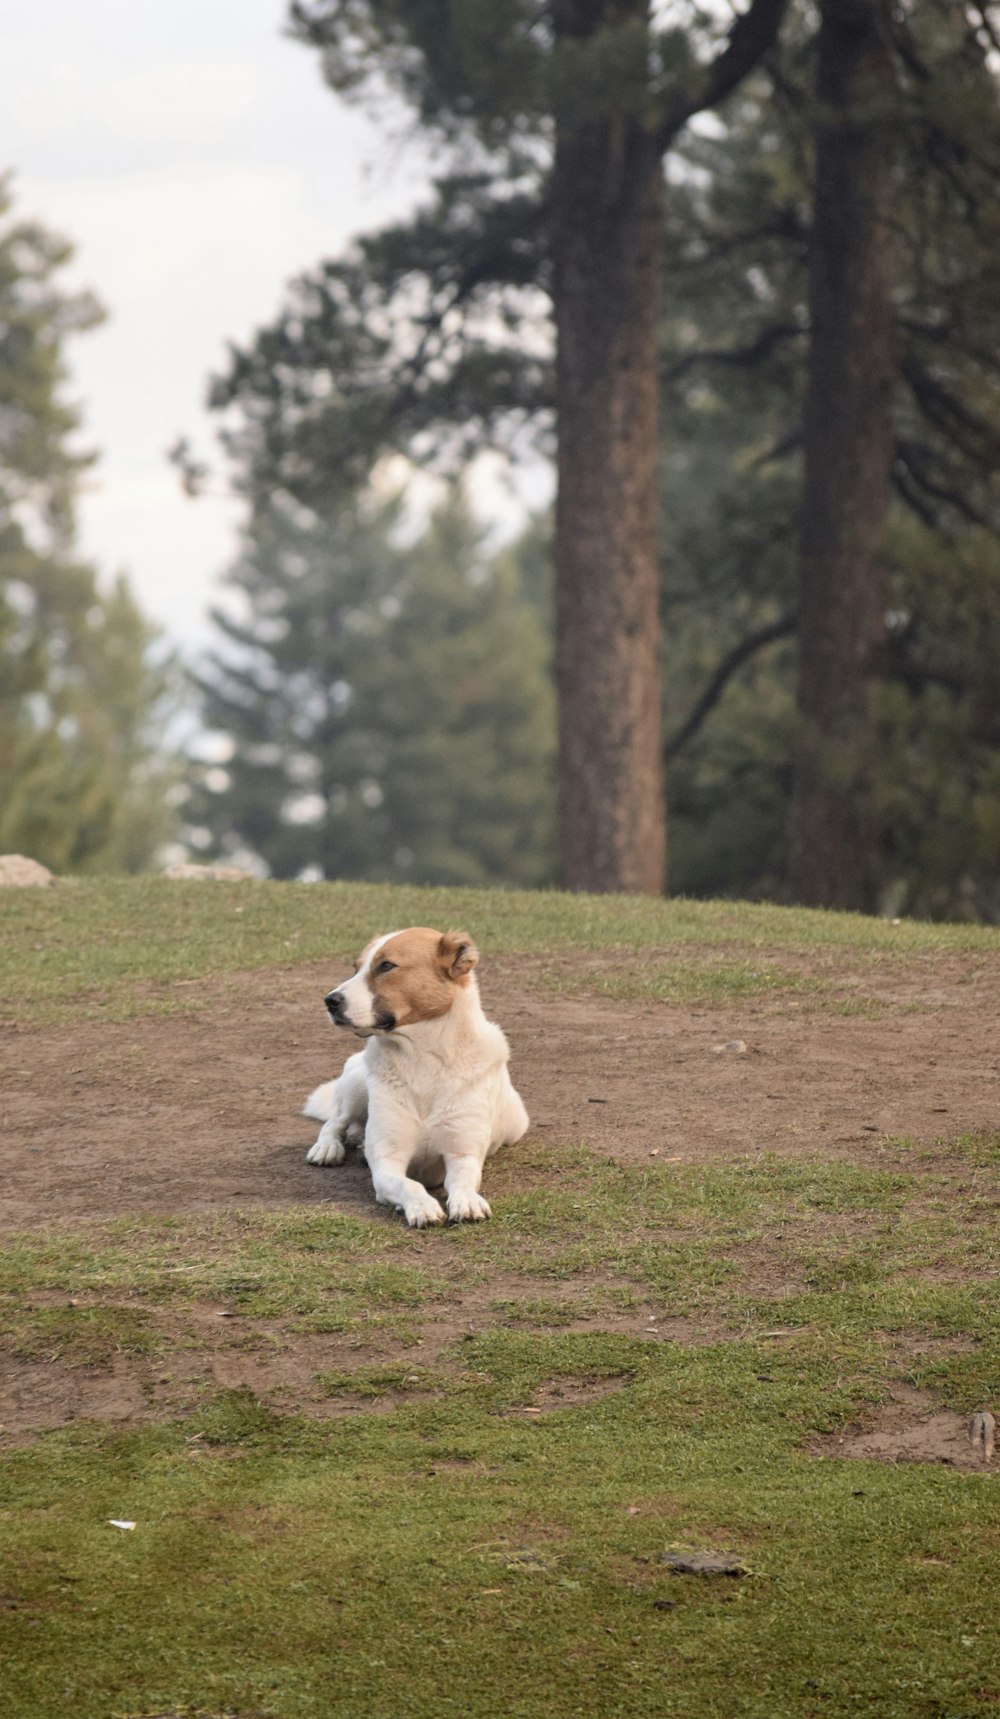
[324,927,479,1037]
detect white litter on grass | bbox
[108,1519,136,1531]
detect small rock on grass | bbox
[711,1040,748,1056]
[662,1550,749,1577]
[0,854,56,887]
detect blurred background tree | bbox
[661,0,1000,919]
[6,7,996,910]
[191,485,554,884]
[208,0,788,896]
[0,179,180,873]
[197,1,1000,917]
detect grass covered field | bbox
[3,875,998,1028]
[2,879,1000,1717]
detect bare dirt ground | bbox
[2,950,999,1233]
[812,1383,994,1472]
[2,949,999,1456]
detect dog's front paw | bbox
[307,1121,346,1166]
[447,1190,491,1223]
[404,1191,446,1228]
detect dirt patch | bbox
[0,1266,718,1446]
[506,1375,629,1415]
[3,945,1000,1441]
[0,1315,382,1442]
[813,1383,997,1472]
[2,948,1000,1237]
[0,1356,150,1438]
[0,1276,686,1446]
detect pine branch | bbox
[901,353,1000,469]
[895,439,993,528]
[892,462,942,530]
[655,0,791,153]
[902,318,1000,381]
[671,208,806,270]
[750,426,801,469]
[394,196,548,396]
[664,321,803,382]
[664,610,796,762]
[883,657,966,700]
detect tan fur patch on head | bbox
[365,927,479,1028]
[437,930,479,978]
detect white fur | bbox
[304,971,528,1227]
[303,1080,337,1122]
[329,931,395,1035]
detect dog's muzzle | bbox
[324,990,396,1035]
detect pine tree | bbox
[194,487,555,885]
[201,2,1000,914]
[788,0,898,910]
[659,1,1000,917]
[0,179,178,873]
[207,0,789,895]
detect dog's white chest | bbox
[371,1045,481,1124]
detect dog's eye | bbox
[374,959,397,976]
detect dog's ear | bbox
[438,930,479,979]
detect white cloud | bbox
[77,469,242,649]
[31,162,339,380]
[22,162,350,645]
[99,61,261,144]
[6,0,427,653]
[4,1,550,673]
[5,46,260,152]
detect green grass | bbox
[0,1151,921,1368]
[5,1154,998,1715]
[541,954,827,1008]
[3,1147,997,1375]
[893,1129,1000,1168]
[315,1360,451,1399]
[4,878,1000,1716]
[491,1290,630,1325]
[3,874,999,1025]
[5,1304,157,1368]
[3,1339,1000,1719]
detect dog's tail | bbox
[302,1080,337,1122]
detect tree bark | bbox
[552,6,666,893]
[788,0,898,910]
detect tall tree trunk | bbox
[789,0,898,910]
[552,1,666,895]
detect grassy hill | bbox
[1,879,999,1718]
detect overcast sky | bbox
[4,0,433,648]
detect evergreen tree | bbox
[194,487,555,885]
[208,0,789,895]
[788,0,898,910]
[0,179,178,873]
[660,0,1000,917]
[199,1,1000,915]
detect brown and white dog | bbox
[303,928,528,1227]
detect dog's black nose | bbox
[325,990,346,1020]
